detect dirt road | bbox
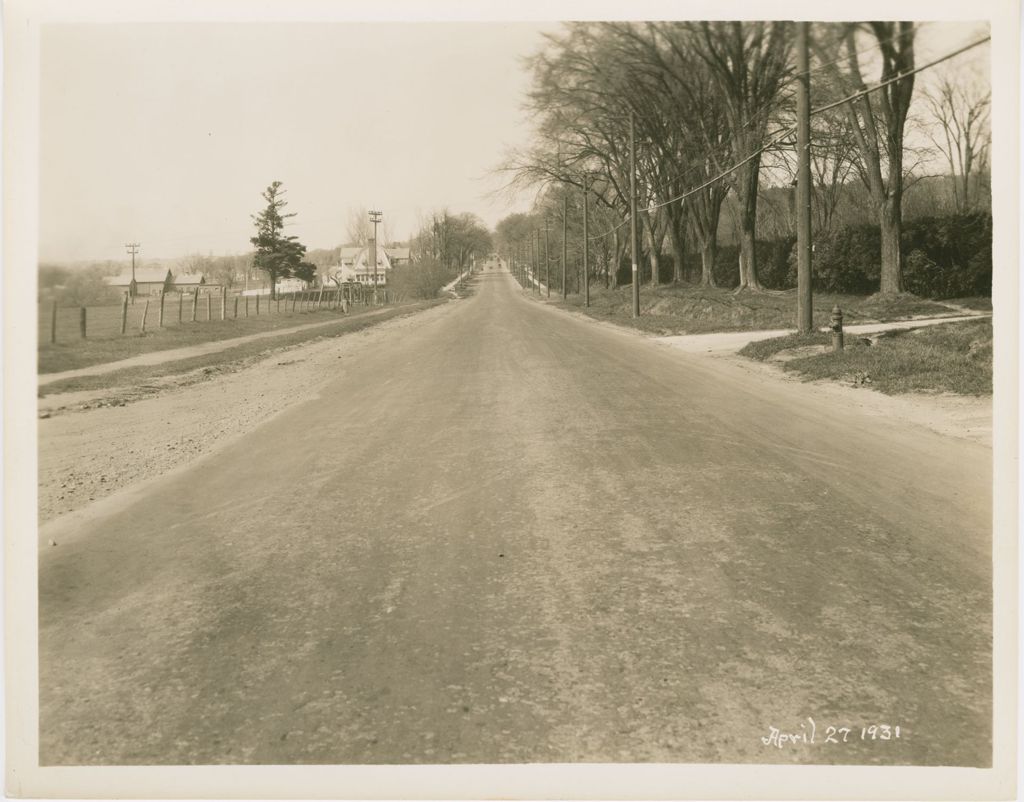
[39,269,991,766]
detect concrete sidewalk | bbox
[655,313,990,355]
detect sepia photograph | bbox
[4,0,1019,798]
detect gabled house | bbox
[333,241,394,286]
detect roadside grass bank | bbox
[39,299,446,398]
[739,318,992,396]
[38,299,416,374]
[548,283,990,335]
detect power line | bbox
[642,35,991,217]
[575,32,989,242]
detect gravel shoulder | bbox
[38,300,461,525]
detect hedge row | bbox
[633,213,992,298]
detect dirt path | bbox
[653,313,990,355]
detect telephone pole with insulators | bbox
[795,21,814,333]
[369,209,382,300]
[125,242,140,301]
[629,110,640,318]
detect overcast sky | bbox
[40,22,556,262]
[39,20,989,263]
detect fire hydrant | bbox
[830,305,844,352]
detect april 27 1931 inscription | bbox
[761,718,903,749]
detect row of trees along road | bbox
[501,22,990,296]
[410,210,492,271]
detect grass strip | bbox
[39,300,445,397]
[550,284,990,336]
[739,318,992,396]
[39,301,414,374]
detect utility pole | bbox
[796,21,813,333]
[536,229,544,294]
[543,219,551,299]
[629,111,640,318]
[125,242,140,302]
[562,193,568,300]
[582,173,590,308]
[369,209,382,301]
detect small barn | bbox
[173,274,208,293]
[104,268,173,297]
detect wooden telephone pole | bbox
[796,22,813,333]
[125,242,140,301]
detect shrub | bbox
[902,213,991,297]
[757,236,796,289]
[388,259,452,300]
[800,213,991,298]
[809,224,882,294]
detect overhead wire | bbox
[575,33,990,242]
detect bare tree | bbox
[345,207,372,246]
[922,67,991,213]
[815,22,916,294]
[691,21,792,291]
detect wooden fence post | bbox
[50,300,58,344]
[276,296,280,314]
[120,292,129,335]
[178,292,183,323]
[221,286,227,320]
[140,299,150,333]
[191,289,199,322]
[158,291,165,327]
[256,293,260,315]
[233,296,239,319]
[207,293,212,321]
[245,296,249,317]
[79,306,87,339]
[317,287,324,310]
[291,292,297,313]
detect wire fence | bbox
[40,285,391,343]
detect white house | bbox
[330,241,411,286]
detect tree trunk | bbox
[646,229,660,286]
[666,218,685,284]
[610,230,621,288]
[879,196,903,294]
[734,160,763,290]
[700,242,718,287]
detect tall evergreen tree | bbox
[250,181,311,298]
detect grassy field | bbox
[547,283,990,335]
[739,318,993,396]
[38,300,447,396]
[39,296,412,374]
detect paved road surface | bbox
[39,268,991,766]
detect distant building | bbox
[275,277,308,294]
[388,246,412,267]
[104,268,173,296]
[172,274,208,292]
[331,242,410,286]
